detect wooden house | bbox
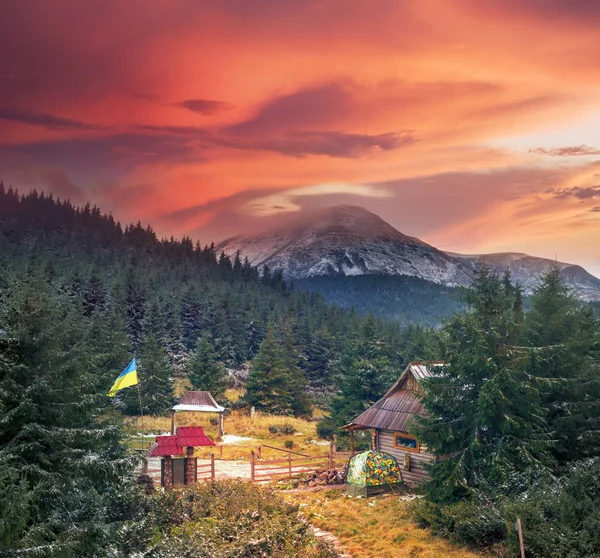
[343,362,443,485]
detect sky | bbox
[1,0,599,276]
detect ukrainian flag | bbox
[107,358,138,397]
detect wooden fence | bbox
[139,443,354,485]
[196,453,216,481]
[250,442,351,482]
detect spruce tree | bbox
[280,322,313,418]
[0,278,134,555]
[134,332,174,416]
[244,327,293,415]
[524,265,600,462]
[189,335,228,401]
[416,267,551,503]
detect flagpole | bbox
[136,372,145,452]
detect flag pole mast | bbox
[136,370,145,451]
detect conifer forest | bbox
[1,186,600,557]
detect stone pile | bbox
[303,466,347,487]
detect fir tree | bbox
[416,267,551,503]
[524,265,600,462]
[0,277,134,555]
[244,327,293,415]
[280,321,313,418]
[189,335,228,401]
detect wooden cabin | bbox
[343,362,443,485]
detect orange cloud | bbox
[0,0,599,275]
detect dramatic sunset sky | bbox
[1,1,599,275]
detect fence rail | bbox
[139,442,354,486]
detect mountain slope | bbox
[218,205,472,286]
[218,205,600,304]
[449,252,600,301]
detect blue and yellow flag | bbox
[107,358,138,397]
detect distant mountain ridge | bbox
[217,205,600,302]
[218,205,471,286]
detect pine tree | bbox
[133,332,174,416]
[0,277,134,555]
[280,322,313,418]
[244,327,293,415]
[416,267,551,503]
[524,265,600,462]
[189,335,228,401]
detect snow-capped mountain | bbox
[448,252,600,301]
[217,205,472,286]
[216,205,600,301]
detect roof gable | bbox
[344,361,444,432]
[173,391,225,413]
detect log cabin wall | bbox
[377,429,432,485]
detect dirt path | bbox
[311,526,352,558]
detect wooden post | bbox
[350,430,355,453]
[516,518,525,558]
[170,410,175,435]
[218,412,224,441]
[141,455,148,474]
[186,447,196,484]
[288,451,292,478]
[163,456,173,489]
[257,445,262,460]
[371,429,377,450]
[250,450,255,482]
[328,441,334,469]
[210,453,215,480]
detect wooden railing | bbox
[196,453,216,481]
[250,442,351,482]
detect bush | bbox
[413,459,600,556]
[284,440,294,449]
[268,422,296,435]
[316,418,335,440]
[125,479,340,557]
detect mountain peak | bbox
[217,204,469,284]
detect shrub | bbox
[268,422,296,435]
[284,440,294,449]
[125,479,339,557]
[316,418,335,440]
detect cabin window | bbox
[394,433,420,453]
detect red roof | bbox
[176,426,216,447]
[148,435,184,457]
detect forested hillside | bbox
[0,185,437,413]
[295,275,465,326]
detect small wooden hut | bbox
[149,426,215,488]
[171,391,225,439]
[343,362,443,485]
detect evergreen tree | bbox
[0,278,134,555]
[416,267,551,503]
[189,335,228,401]
[244,327,293,415]
[133,333,174,416]
[524,265,600,462]
[280,322,313,418]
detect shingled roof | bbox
[172,391,225,413]
[176,426,216,447]
[344,362,443,433]
[148,435,184,457]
